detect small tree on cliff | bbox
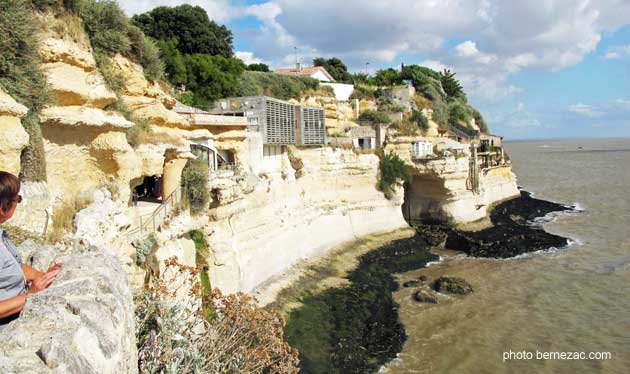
[181,157,210,215]
[378,151,410,199]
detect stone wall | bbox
[0,242,137,374]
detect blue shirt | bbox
[0,229,27,301]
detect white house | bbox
[276,63,336,82]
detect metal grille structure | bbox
[265,98,296,144]
[210,96,325,146]
[297,106,326,146]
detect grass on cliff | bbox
[190,229,214,320]
[0,0,50,181]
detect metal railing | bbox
[126,187,181,243]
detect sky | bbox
[121,0,630,140]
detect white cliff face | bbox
[202,147,409,294]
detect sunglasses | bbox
[13,195,22,204]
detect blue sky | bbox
[122,0,630,140]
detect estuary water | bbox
[383,137,630,374]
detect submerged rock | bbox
[413,289,438,304]
[431,276,474,295]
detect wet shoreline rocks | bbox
[415,191,574,258]
[283,191,572,373]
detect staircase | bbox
[126,187,182,243]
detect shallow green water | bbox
[383,138,630,374]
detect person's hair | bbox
[0,171,20,212]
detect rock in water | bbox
[413,289,438,303]
[418,275,428,283]
[431,276,474,295]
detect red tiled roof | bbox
[275,66,335,81]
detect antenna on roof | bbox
[294,46,301,71]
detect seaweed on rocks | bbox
[415,191,574,258]
[284,236,437,374]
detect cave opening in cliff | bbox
[133,175,163,203]
[402,174,450,224]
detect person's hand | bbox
[28,270,59,294]
[46,262,63,272]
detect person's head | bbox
[0,171,21,224]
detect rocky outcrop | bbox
[0,241,137,374]
[386,137,519,223]
[42,62,117,108]
[40,106,134,128]
[0,88,30,175]
[430,276,473,295]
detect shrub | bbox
[48,196,89,242]
[79,0,163,81]
[135,258,299,373]
[234,71,319,101]
[0,0,50,181]
[349,84,376,100]
[377,98,405,113]
[246,63,269,72]
[358,109,391,124]
[412,93,433,110]
[181,157,210,215]
[390,120,418,136]
[156,39,187,86]
[133,234,156,268]
[448,101,473,126]
[378,151,409,199]
[411,110,429,132]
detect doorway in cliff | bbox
[402,174,450,224]
[133,175,163,203]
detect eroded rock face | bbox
[0,88,30,175]
[0,242,137,374]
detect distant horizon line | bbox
[503,135,630,142]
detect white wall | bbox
[321,82,355,101]
[310,70,333,82]
[262,145,283,174]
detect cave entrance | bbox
[402,174,450,224]
[133,175,163,203]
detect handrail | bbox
[126,186,181,242]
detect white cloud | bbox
[568,103,604,117]
[239,0,630,102]
[235,51,265,65]
[604,45,630,59]
[613,98,630,109]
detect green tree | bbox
[313,57,353,83]
[440,69,465,99]
[374,68,403,87]
[132,4,233,57]
[155,39,187,86]
[184,54,245,108]
[246,63,269,72]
